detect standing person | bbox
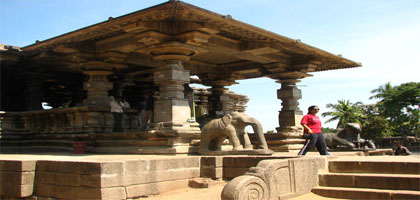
[394,142,412,155]
[298,105,330,155]
[139,92,154,131]
[110,95,124,132]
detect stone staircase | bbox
[312,157,420,199]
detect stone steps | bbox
[328,160,420,174]
[312,186,420,199]
[318,172,420,190]
[312,158,420,199]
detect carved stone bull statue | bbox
[199,112,269,153]
[324,123,376,150]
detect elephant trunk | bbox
[251,121,268,149]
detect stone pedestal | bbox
[82,70,113,106]
[152,61,200,135]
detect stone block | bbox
[125,160,148,173]
[0,160,36,171]
[201,156,223,167]
[200,166,223,179]
[154,99,191,122]
[223,167,249,179]
[124,168,200,185]
[188,178,209,188]
[36,161,124,175]
[0,184,33,198]
[0,171,35,185]
[126,179,189,198]
[36,161,101,174]
[81,174,125,188]
[35,183,126,200]
[223,156,270,167]
[147,157,199,171]
[289,157,323,194]
[100,162,125,175]
[36,172,81,186]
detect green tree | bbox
[370,82,420,137]
[360,104,393,140]
[322,99,364,129]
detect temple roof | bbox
[20,0,361,86]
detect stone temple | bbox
[0,0,360,154]
[2,2,420,200]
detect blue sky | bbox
[1,0,419,130]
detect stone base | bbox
[199,149,274,155]
[150,121,201,137]
[266,126,305,152]
[269,144,304,152]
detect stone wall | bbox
[0,157,200,199]
[0,106,139,152]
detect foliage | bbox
[321,99,364,129]
[323,82,419,140]
[360,104,394,140]
[370,82,420,137]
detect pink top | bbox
[301,114,322,133]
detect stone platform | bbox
[1,151,415,200]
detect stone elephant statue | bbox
[199,112,268,152]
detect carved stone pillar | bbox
[277,80,303,132]
[80,61,123,107]
[268,72,312,152]
[153,60,200,133]
[83,70,113,106]
[209,86,227,117]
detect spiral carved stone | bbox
[221,175,269,200]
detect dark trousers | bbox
[112,112,123,132]
[298,133,330,155]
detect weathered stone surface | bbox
[223,167,249,179]
[200,156,223,168]
[36,172,82,186]
[126,179,189,198]
[200,149,274,156]
[200,167,223,179]
[329,160,420,174]
[221,175,269,200]
[124,168,200,185]
[188,178,209,188]
[221,157,327,200]
[35,183,126,200]
[0,184,33,198]
[0,160,36,171]
[0,171,35,185]
[36,161,125,175]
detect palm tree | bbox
[369,82,393,100]
[322,99,364,129]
